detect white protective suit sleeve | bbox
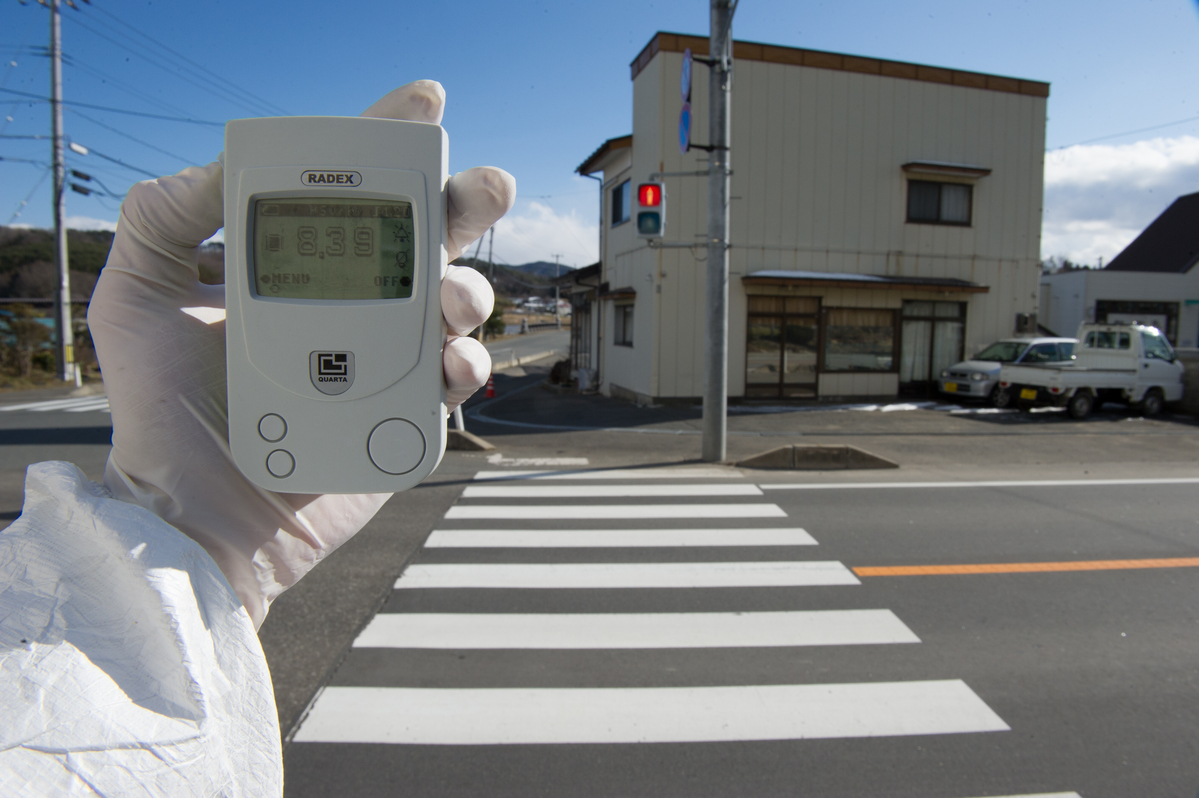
[0,461,280,797]
[0,81,515,796]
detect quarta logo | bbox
[301,170,363,187]
[309,351,355,396]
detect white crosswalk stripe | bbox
[291,464,1072,794]
[0,395,110,413]
[352,609,920,649]
[424,526,818,547]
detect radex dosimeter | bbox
[223,116,448,493]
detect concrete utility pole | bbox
[702,0,735,462]
[487,226,495,282]
[551,253,563,327]
[49,0,76,385]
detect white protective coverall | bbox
[0,81,513,796]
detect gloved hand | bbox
[88,81,515,628]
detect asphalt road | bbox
[3,378,1198,797]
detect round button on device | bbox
[367,419,426,475]
[265,449,295,478]
[258,413,287,442]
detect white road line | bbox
[461,484,763,499]
[760,478,1199,490]
[425,527,817,548]
[395,561,859,589]
[444,503,787,520]
[960,794,1081,798]
[472,467,741,481]
[63,399,111,413]
[292,680,1009,744]
[0,396,107,412]
[352,609,918,649]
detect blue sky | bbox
[3,0,1199,268]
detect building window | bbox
[614,303,634,346]
[900,300,965,384]
[823,308,896,372]
[745,296,819,398]
[1095,299,1179,344]
[907,180,972,225]
[611,180,631,227]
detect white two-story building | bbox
[572,31,1049,403]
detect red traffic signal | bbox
[638,183,663,207]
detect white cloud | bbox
[489,200,598,269]
[64,215,118,232]
[1042,135,1199,264]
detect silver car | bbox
[938,337,1077,406]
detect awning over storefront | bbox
[743,270,989,293]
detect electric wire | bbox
[1050,113,1199,150]
[63,13,277,117]
[67,108,195,166]
[61,51,201,120]
[0,87,222,126]
[0,155,51,166]
[67,141,158,179]
[7,168,51,224]
[88,3,289,116]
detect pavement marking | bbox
[472,467,740,481]
[461,484,763,499]
[395,561,859,589]
[292,680,1009,744]
[761,477,1199,490]
[856,557,1199,577]
[352,609,918,649]
[0,396,110,413]
[960,794,1081,798]
[424,527,818,548]
[444,503,787,520]
[484,454,589,467]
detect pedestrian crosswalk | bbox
[289,464,1079,796]
[0,395,110,413]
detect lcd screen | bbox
[253,198,416,300]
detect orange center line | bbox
[853,557,1199,577]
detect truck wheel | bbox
[1139,389,1164,417]
[989,385,1012,408]
[1067,391,1093,420]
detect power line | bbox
[0,87,222,126]
[1,155,51,166]
[89,3,289,116]
[61,51,203,120]
[7,167,50,224]
[68,108,194,166]
[68,141,158,178]
[1050,113,1199,151]
[62,12,278,117]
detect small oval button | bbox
[266,449,295,478]
[367,419,426,475]
[258,413,287,442]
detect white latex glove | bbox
[88,80,515,628]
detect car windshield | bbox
[973,341,1029,362]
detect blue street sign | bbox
[681,48,693,102]
[679,102,691,154]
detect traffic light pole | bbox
[49,0,76,384]
[702,0,734,462]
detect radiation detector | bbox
[223,116,448,494]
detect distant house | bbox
[1041,192,1199,348]
[573,32,1049,403]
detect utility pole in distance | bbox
[702,0,735,462]
[49,0,77,384]
[551,252,563,327]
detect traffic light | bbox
[637,182,665,238]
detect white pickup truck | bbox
[998,322,1185,419]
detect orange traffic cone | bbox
[485,374,495,398]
